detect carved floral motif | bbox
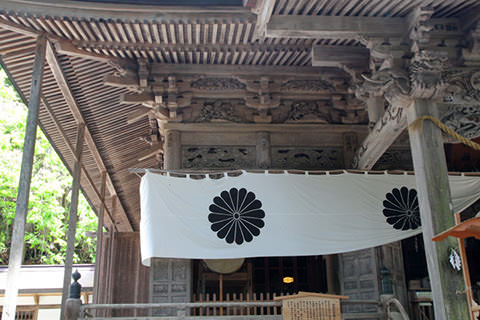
[281,79,334,92]
[444,70,480,104]
[286,101,328,122]
[191,78,246,90]
[441,105,480,139]
[197,101,244,122]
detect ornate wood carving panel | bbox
[182,146,256,169]
[271,147,344,170]
[373,148,413,171]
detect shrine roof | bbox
[0,0,478,231]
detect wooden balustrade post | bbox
[65,270,82,320]
[65,299,81,320]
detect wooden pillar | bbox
[325,255,340,294]
[407,99,469,319]
[2,35,46,320]
[256,132,271,169]
[60,123,85,320]
[164,130,181,170]
[93,171,107,304]
[343,132,358,169]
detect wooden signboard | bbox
[274,292,348,320]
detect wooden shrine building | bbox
[0,0,480,319]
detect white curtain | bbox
[140,171,480,266]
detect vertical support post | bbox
[164,130,181,170]
[407,99,469,319]
[93,171,107,305]
[60,123,86,320]
[256,132,271,169]
[343,132,358,169]
[325,255,339,294]
[2,35,46,320]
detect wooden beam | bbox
[150,64,341,77]
[104,74,138,89]
[44,40,133,232]
[311,46,370,69]
[0,0,255,22]
[407,99,469,319]
[1,35,46,320]
[252,0,275,40]
[353,102,408,169]
[60,123,85,320]
[74,39,313,53]
[53,40,135,72]
[266,15,462,40]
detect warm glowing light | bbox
[283,276,294,284]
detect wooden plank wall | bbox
[96,232,150,317]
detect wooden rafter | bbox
[0,19,134,73]
[41,96,116,230]
[0,18,40,38]
[45,40,133,232]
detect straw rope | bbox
[410,115,480,151]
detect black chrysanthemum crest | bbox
[208,188,265,245]
[383,186,421,230]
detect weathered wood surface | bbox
[60,123,85,320]
[164,130,182,170]
[95,233,150,317]
[354,102,408,169]
[1,35,46,320]
[267,15,462,39]
[149,64,338,77]
[93,171,107,306]
[407,99,469,319]
[0,0,256,22]
[0,0,478,237]
[255,132,271,169]
[252,0,275,40]
[311,46,370,69]
[44,40,133,232]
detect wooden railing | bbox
[191,292,285,316]
[0,307,37,320]
[79,301,282,319]
[65,294,408,320]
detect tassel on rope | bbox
[409,115,480,151]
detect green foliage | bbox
[0,67,97,265]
